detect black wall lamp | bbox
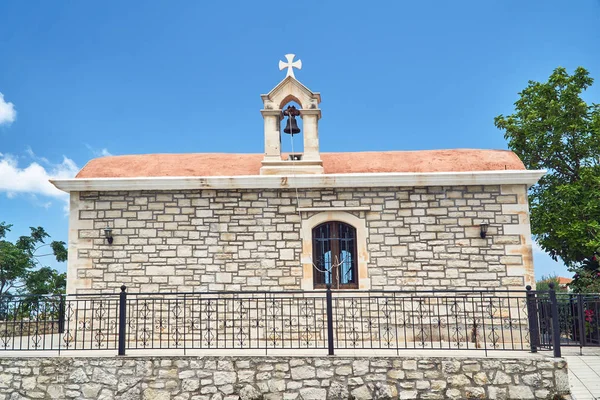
[104,228,113,244]
[479,222,489,239]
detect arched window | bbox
[312,221,358,289]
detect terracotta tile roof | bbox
[557,277,573,285]
[76,149,526,178]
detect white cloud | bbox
[0,152,79,200]
[25,146,50,165]
[0,92,16,125]
[85,144,112,157]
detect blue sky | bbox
[1,1,599,278]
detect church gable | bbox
[263,75,321,111]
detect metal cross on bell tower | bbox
[279,54,302,78]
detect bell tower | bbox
[260,54,324,175]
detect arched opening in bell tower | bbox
[280,100,304,155]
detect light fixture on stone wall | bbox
[104,228,113,245]
[479,222,489,239]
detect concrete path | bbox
[564,348,600,400]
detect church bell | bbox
[283,105,301,135]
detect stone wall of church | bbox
[67,184,533,294]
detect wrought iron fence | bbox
[0,286,545,355]
[123,289,533,353]
[0,293,119,352]
[536,291,600,349]
[332,291,531,351]
[125,291,329,351]
[1,284,597,355]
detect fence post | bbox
[548,282,562,358]
[118,285,127,356]
[326,283,334,356]
[576,294,586,347]
[525,285,539,353]
[57,295,66,334]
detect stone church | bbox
[52,55,544,295]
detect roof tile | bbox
[76,149,526,178]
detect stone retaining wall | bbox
[0,355,568,399]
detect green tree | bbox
[571,256,600,293]
[535,274,568,293]
[495,67,600,293]
[0,222,67,296]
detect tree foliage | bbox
[535,274,568,293]
[495,67,600,291]
[570,257,600,293]
[0,222,67,296]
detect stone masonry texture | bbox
[0,355,568,400]
[69,185,533,293]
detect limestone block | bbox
[291,365,315,380]
[373,383,397,399]
[239,385,262,400]
[399,390,417,399]
[213,371,236,386]
[352,360,370,376]
[146,266,175,276]
[350,385,373,400]
[142,389,170,400]
[299,387,326,399]
[448,374,471,386]
[508,385,535,399]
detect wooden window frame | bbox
[312,221,358,289]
